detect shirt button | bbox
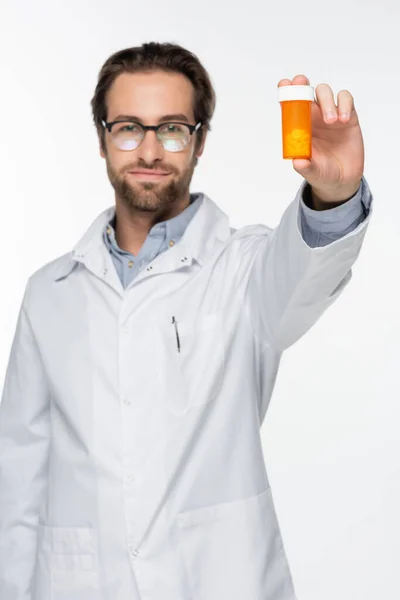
[131,548,140,557]
[122,397,131,406]
[128,260,133,268]
[169,240,175,247]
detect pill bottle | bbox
[278,84,314,159]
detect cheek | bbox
[108,153,130,175]
[103,140,127,169]
[178,146,196,171]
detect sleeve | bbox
[299,178,371,248]
[243,177,373,352]
[0,280,51,600]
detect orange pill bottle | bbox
[278,84,314,159]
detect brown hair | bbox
[90,42,216,152]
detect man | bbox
[0,42,372,600]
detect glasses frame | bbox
[101,119,203,152]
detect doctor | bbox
[0,42,372,600]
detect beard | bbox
[105,154,197,215]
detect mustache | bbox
[124,161,178,174]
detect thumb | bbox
[292,158,320,184]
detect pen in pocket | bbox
[171,316,181,353]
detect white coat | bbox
[0,183,371,600]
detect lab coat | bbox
[0,184,371,600]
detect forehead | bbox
[106,70,195,122]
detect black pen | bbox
[171,317,181,353]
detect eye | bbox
[160,123,184,134]
[115,123,141,134]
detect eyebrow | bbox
[111,113,191,124]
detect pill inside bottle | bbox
[277,84,314,159]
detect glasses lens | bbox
[158,123,190,152]
[111,122,143,151]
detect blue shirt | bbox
[104,182,369,289]
[103,193,202,288]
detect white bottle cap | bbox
[277,85,314,102]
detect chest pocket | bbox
[155,312,225,416]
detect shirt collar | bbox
[104,193,202,255]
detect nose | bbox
[136,130,164,163]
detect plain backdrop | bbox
[0,1,399,598]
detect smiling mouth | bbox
[128,171,171,180]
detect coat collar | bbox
[53,194,232,282]
[103,193,202,258]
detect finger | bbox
[277,78,293,87]
[292,74,310,85]
[315,83,338,123]
[337,89,354,123]
[277,74,310,87]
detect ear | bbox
[99,128,107,158]
[100,139,107,159]
[196,129,208,159]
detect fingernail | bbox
[325,111,336,121]
[340,112,350,121]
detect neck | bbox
[113,191,190,256]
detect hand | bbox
[278,74,365,209]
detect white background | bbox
[0,1,399,598]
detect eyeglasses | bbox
[101,119,203,152]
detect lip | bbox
[128,170,171,180]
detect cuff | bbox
[299,176,372,234]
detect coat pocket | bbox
[176,487,296,600]
[156,312,225,416]
[34,524,101,600]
